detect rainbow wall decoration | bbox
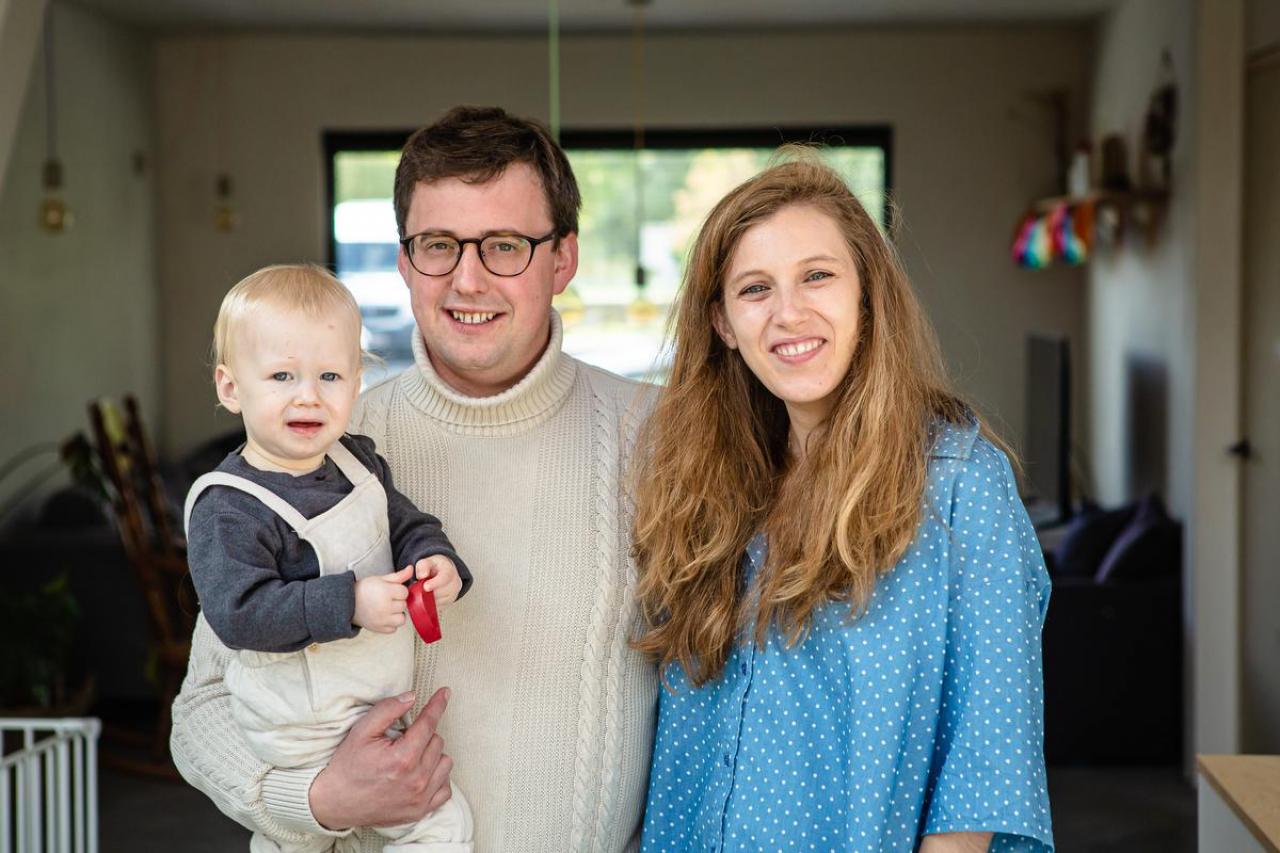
[1011,198,1098,268]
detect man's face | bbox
[397,162,578,397]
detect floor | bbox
[96,764,1197,852]
[1045,766,1196,852]
[99,765,250,852]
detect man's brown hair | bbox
[393,105,581,239]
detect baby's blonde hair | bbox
[212,264,363,370]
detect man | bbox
[171,106,658,852]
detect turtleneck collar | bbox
[399,309,579,433]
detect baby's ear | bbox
[213,364,242,413]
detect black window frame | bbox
[323,125,894,269]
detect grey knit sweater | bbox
[170,312,659,852]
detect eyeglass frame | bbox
[398,229,559,278]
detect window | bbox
[326,128,891,385]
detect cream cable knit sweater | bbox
[171,312,659,852]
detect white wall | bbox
[152,25,1092,458]
[0,0,156,515]
[1086,0,1196,517]
[1088,0,1251,758]
[1087,0,1197,755]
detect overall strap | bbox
[326,438,375,486]
[183,471,311,535]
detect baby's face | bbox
[216,304,362,473]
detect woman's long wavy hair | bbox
[632,155,977,686]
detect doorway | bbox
[1241,52,1280,753]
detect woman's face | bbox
[714,204,862,429]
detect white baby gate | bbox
[0,718,99,853]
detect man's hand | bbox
[309,687,455,830]
[414,555,463,607]
[353,566,413,633]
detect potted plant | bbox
[0,572,93,715]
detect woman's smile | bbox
[770,336,826,362]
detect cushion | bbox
[1095,493,1182,582]
[1050,502,1136,579]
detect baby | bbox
[184,264,473,853]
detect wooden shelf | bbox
[1030,188,1169,214]
[1012,188,1171,266]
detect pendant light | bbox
[38,7,71,233]
[548,0,586,326]
[627,0,657,325]
[213,43,238,232]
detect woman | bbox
[633,158,1053,852]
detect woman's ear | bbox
[711,301,738,350]
[214,364,242,414]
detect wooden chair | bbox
[87,395,194,776]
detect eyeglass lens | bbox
[409,234,534,277]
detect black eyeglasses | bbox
[399,230,557,277]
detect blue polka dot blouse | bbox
[641,419,1054,852]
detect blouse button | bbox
[307,643,320,653]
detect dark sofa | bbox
[1039,494,1185,765]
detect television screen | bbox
[1024,335,1071,525]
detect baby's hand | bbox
[353,565,413,633]
[414,555,463,608]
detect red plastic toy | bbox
[406,580,442,644]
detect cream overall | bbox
[185,441,472,853]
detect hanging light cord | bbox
[43,7,57,164]
[631,1,646,288]
[548,0,560,142]
[216,40,229,182]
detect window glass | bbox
[331,138,887,385]
[333,151,414,384]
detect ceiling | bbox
[71,0,1117,34]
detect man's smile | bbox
[447,309,502,326]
